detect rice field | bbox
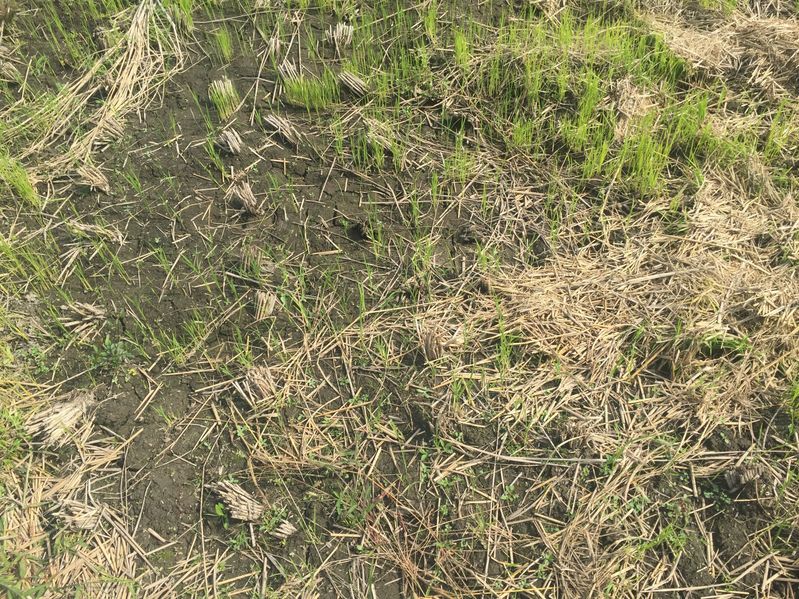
[0,0,798,597]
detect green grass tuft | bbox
[283,70,339,112]
[0,153,38,208]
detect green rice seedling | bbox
[583,137,611,179]
[408,189,421,231]
[444,133,472,185]
[41,3,95,68]
[122,168,143,194]
[555,60,570,103]
[700,333,752,357]
[663,92,709,158]
[786,381,799,435]
[613,112,669,195]
[476,242,501,273]
[157,331,190,365]
[91,237,130,283]
[0,403,26,471]
[209,77,240,120]
[561,67,604,152]
[150,244,171,274]
[366,208,384,256]
[349,13,379,73]
[213,25,235,64]
[698,0,738,14]
[204,138,226,180]
[230,326,255,368]
[453,29,469,69]
[370,70,392,105]
[283,70,339,112]
[495,301,516,375]
[542,184,562,242]
[430,172,439,210]
[764,102,796,163]
[331,117,345,157]
[411,235,434,280]
[631,33,687,89]
[0,232,55,290]
[423,0,437,42]
[481,50,504,100]
[554,9,576,48]
[0,152,38,208]
[510,118,537,151]
[165,0,194,32]
[351,132,385,171]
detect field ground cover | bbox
[1,0,798,596]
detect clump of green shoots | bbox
[453,29,470,69]
[283,70,339,112]
[213,26,235,63]
[209,78,240,121]
[165,0,194,32]
[0,152,39,208]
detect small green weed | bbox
[0,406,26,472]
[213,502,230,529]
[91,335,133,373]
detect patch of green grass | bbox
[0,232,56,291]
[213,502,230,529]
[453,29,470,69]
[351,131,387,171]
[697,0,739,14]
[701,480,732,508]
[0,406,26,475]
[259,505,289,535]
[283,70,339,112]
[208,78,240,121]
[763,102,797,164]
[164,0,195,31]
[333,481,373,528]
[637,521,688,556]
[213,25,235,64]
[786,381,799,435]
[700,333,752,357]
[0,153,38,209]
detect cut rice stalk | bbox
[326,22,354,55]
[338,70,368,97]
[209,481,265,521]
[216,128,244,155]
[26,390,96,447]
[51,499,104,531]
[225,170,262,215]
[76,164,111,194]
[277,60,301,85]
[264,113,303,147]
[254,290,277,320]
[270,519,297,539]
